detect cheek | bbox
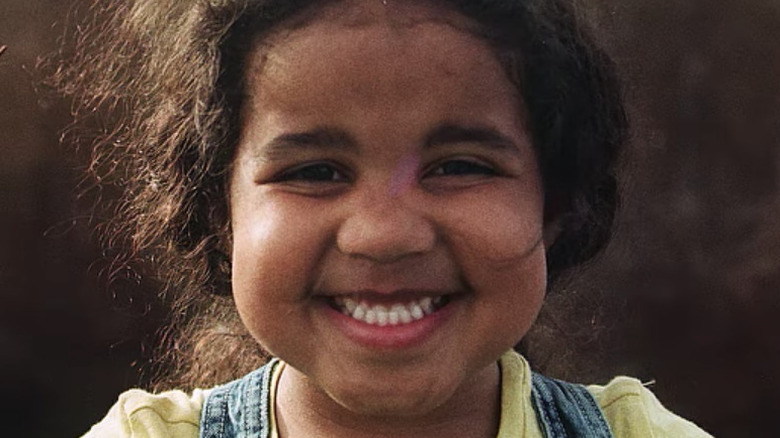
[442,184,545,266]
[442,184,547,341]
[467,242,547,352]
[231,205,285,298]
[229,199,324,340]
[232,197,319,285]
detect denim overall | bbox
[200,359,613,438]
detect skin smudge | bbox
[388,153,420,197]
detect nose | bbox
[336,192,436,263]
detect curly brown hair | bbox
[48,0,625,390]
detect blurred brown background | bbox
[1,0,779,436]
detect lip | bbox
[320,292,459,350]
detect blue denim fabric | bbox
[531,372,614,438]
[200,360,613,438]
[199,359,279,438]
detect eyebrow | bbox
[257,123,523,160]
[259,128,356,161]
[425,124,522,154]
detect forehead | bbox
[242,0,520,122]
[252,0,491,71]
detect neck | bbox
[275,362,502,438]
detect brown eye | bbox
[429,160,496,177]
[277,163,349,183]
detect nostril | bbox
[336,217,436,263]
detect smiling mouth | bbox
[330,295,451,326]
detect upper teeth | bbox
[333,296,442,326]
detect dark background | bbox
[1,0,779,436]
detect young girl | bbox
[56,0,712,436]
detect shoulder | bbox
[587,377,713,438]
[81,388,208,438]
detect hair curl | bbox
[48,0,625,389]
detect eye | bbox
[427,159,497,177]
[275,162,349,183]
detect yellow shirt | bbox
[82,351,712,437]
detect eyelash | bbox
[426,159,497,177]
[274,158,497,183]
[274,162,350,183]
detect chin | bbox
[325,372,458,420]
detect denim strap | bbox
[531,372,614,438]
[199,359,279,438]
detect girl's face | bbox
[230,0,546,422]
